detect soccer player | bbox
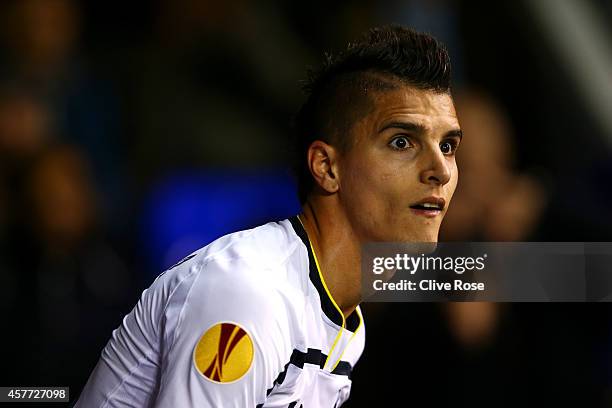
[76,25,461,407]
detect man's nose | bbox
[419,146,452,186]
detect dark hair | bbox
[292,25,452,204]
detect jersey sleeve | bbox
[154,256,293,407]
[76,253,294,408]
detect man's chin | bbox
[391,240,438,256]
[398,229,439,243]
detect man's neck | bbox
[299,198,362,318]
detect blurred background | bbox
[0,0,611,406]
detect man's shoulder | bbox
[202,218,303,269]
[154,218,308,300]
[151,219,308,353]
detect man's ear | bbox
[307,140,340,194]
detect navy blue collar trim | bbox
[289,216,360,332]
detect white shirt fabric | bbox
[76,216,365,407]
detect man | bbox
[76,25,461,407]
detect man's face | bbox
[337,86,461,242]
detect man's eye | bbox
[440,140,458,155]
[389,136,411,150]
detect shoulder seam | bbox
[160,259,205,324]
[156,260,204,395]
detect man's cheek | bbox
[379,169,394,183]
[446,165,459,197]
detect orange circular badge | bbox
[193,322,254,383]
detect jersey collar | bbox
[289,216,361,332]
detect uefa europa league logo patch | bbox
[193,322,254,383]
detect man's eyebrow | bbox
[378,121,463,141]
[378,121,427,134]
[444,129,463,141]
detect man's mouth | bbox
[409,197,446,218]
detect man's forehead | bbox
[367,86,458,129]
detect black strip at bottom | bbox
[256,347,353,407]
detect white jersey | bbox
[76,216,365,407]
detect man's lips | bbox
[409,196,446,218]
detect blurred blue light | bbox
[140,169,301,274]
